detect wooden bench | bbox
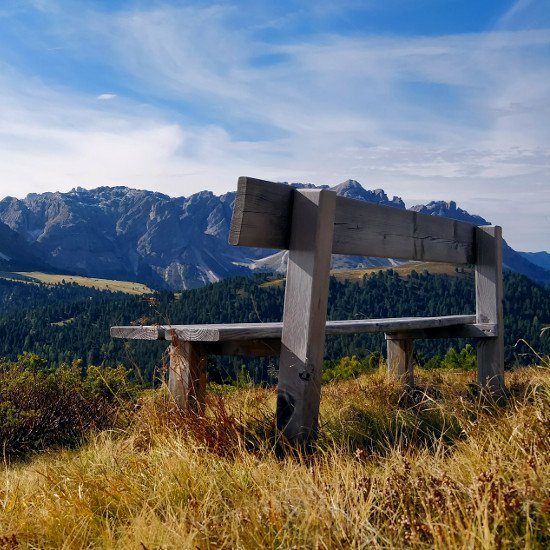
[111,176,504,444]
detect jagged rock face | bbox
[1,188,170,283]
[410,200,488,225]
[0,181,548,288]
[331,180,406,209]
[0,186,255,289]
[0,181,406,289]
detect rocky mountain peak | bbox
[331,179,363,193]
[410,200,489,225]
[330,179,405,209]
[290,182,330,190]
[1,182,548,289]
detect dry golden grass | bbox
[332,261,472,284]
[1,367,549,549]
[9,272,153,295]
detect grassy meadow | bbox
[260,261,470,288]
[0,366,549,549]
[331,261,472,284]
[0,271,153,295]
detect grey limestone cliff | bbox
[0,181,548,289]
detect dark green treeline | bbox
[0,270,548,383]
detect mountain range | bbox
[519,251,550,271]
[0,180,548,289]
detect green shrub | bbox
[422,355,443,370]
[421,344,477,371]
[0,353,139,458]
[441,344,477,370]
[322,353,381,383]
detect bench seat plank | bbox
[111,314,481,342]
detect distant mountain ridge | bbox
[519,251,550,271]
[0,180,548,289]
[407,200,550,285]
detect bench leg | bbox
[169,341,207,413]
[475,226,505,394]
[477,338,505,393]
[385,335,414,387]
[277,189,336,445]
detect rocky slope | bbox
[0,187,252,288]
[0,181,548,289]
[0,221,51,271]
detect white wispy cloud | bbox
[0,1,548,250]
[96,93,117,101]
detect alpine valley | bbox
[0,180,548,289]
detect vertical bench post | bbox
[169,340,207,413]
[385,335,414,387]
[277,189,336,444]
[475,226,504,393]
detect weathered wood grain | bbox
[333,196,475,264]
[386,337,414,386]
[111,315,479,342]
[277,189,336,444]
[110,325,165,340]
[325,315,477,335]
[229,176,476,264]
[164,323,284,341]
[169,340,206,413]
[229,176,294,249]
[475,226,505,393]
[385,322,497,340]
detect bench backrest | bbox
[230,176,476,264]
[229,176,504,443]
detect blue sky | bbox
[0,0,549,251]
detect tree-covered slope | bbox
[0,276,128,312]
[0,270,548,382]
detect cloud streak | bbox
[97,93,117,101]
[0,1,548,250]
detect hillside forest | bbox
[0,269,548,385]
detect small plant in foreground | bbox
[0,352,139,458]
[421,343,477,370]
[322,352,382,383]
